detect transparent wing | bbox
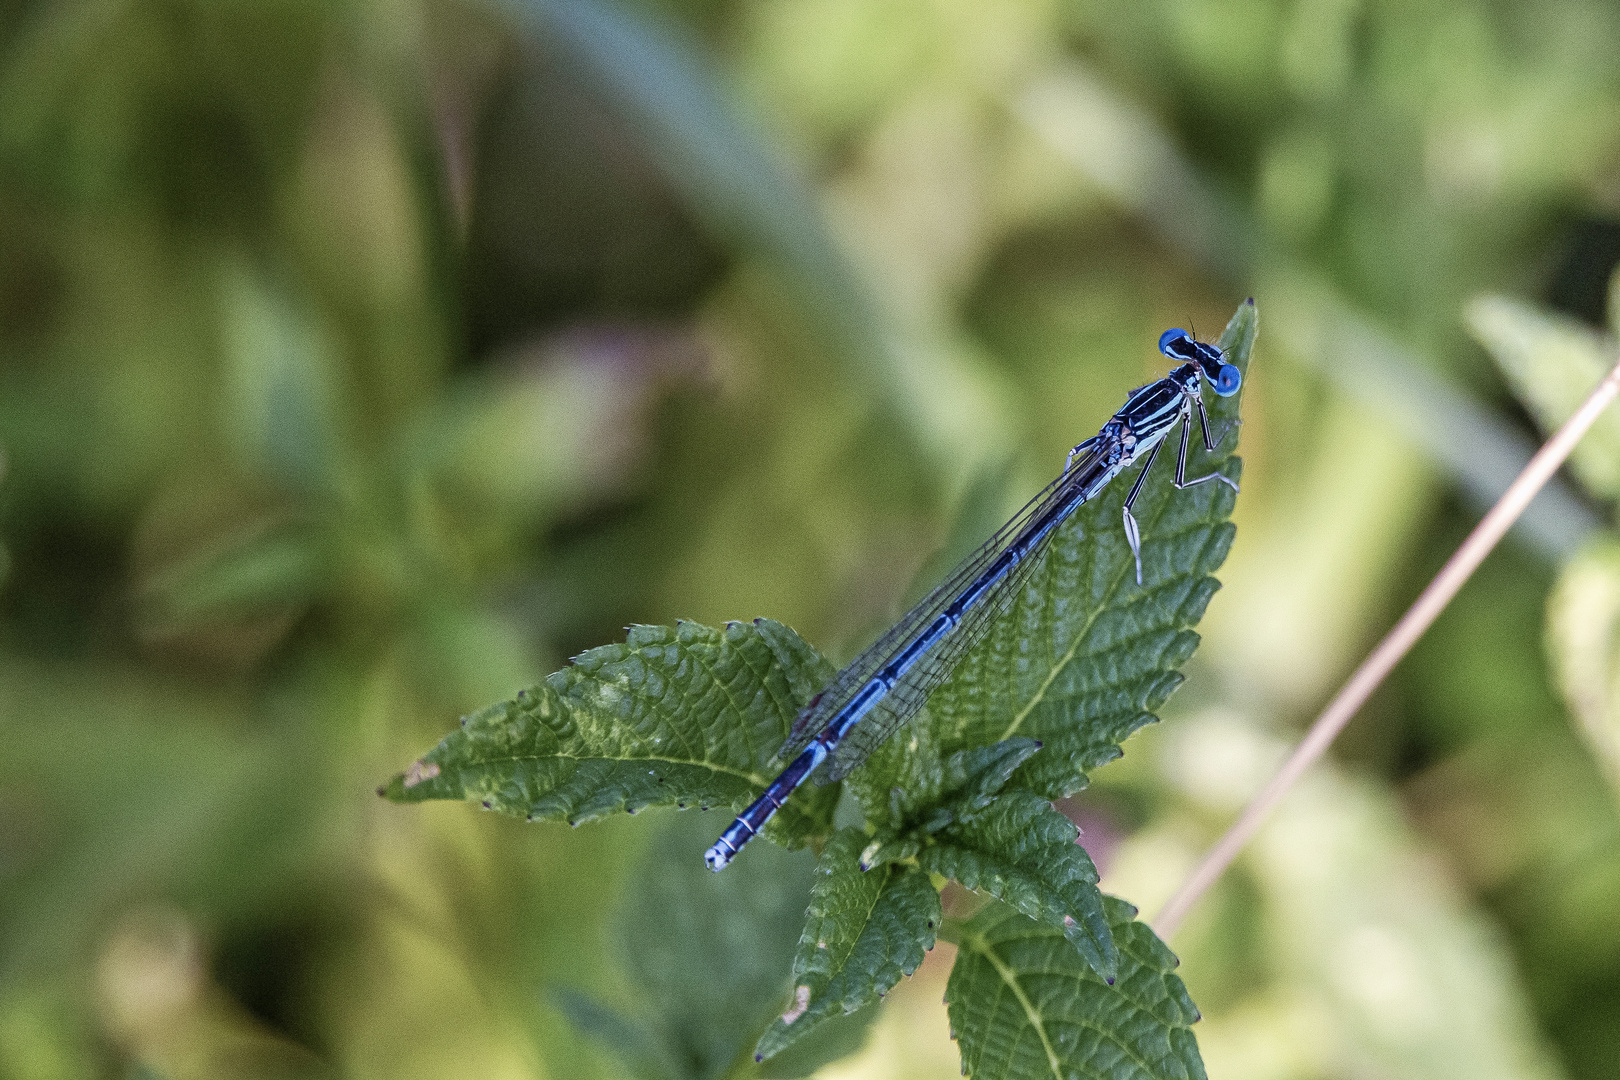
[780,445,1111,776]
[824,484,1074,781]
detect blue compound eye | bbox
[1158,328,1191,355]
[1212,363,1242,396]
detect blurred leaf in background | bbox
[1546,541,1620,806]
[1467,295,1620,502]
[555,811,850,1080]
[1467,287,1620,809]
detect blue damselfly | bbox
[705,324,1243,870]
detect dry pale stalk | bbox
[1154,354,1620,939]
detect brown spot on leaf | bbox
[781,985,811,1025]
[402,760,440,788]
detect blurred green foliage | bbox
[2,0,1620,1079]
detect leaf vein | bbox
[726,629,800,756]
[679,638,763,763]
[968,930,1065,1080]
[567,664,759,784]
[456,747,770,789]
[1000,472,1230,742]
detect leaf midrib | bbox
[572,640,784,779]
[994,921,1196,1024]
[806,857,892,1002]
[450,747,771,789]
[999,473,1230,743]
[965,928,1064,1080]
[967,927,1168,1080]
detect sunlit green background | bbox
[4,0,1620,1078]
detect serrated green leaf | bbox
[1547,538,1620,802]
[753,1001,880,1080]
[849,735,1114,980]
[753,830,941,1063]
[918,790,1114,982]
[942,738,1045,808]
[855,734,1044,833]
[901,303,1251,804]
[945,898,1203,1080]
[1467,294,1620,501]
[381,619,838,846]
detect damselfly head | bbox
[1158,328,1241,397]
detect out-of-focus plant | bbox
[1470,292,1620,805]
